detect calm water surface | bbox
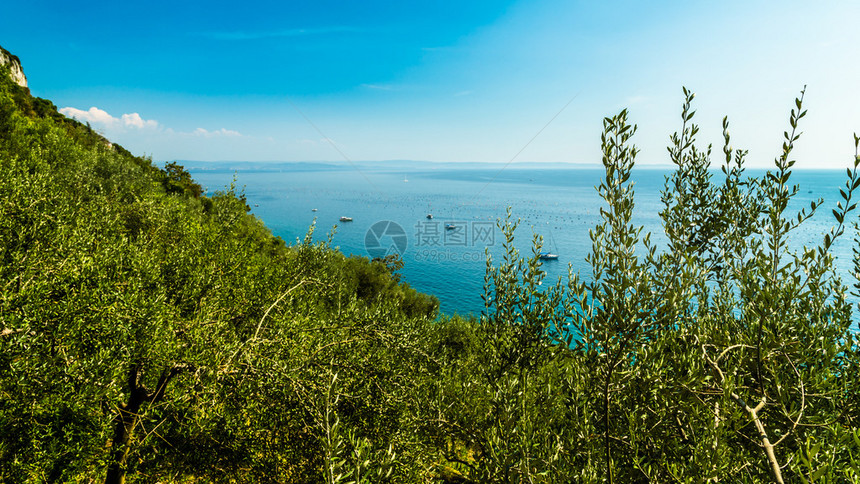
[187,162,856,317]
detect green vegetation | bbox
[1,63,858,483]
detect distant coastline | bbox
[175,159,847,173]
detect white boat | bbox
[426,214,433,219]
[339,216,353,222]
[539,230,559,260]
[312,208,318,212]
[445,224,456,230]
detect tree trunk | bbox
[105,363,148,484]
[604,371,613,484]
[104,389,146,484]
[104,362,193,484]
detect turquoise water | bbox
[187,162,856,316]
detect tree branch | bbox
[701,343,784,484]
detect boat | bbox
[539,229,559,260]
[445,224,456,230]
[339,216,353,222]
[426,214,433,219]
[312,208,318,212]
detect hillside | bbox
[1,48,859,483]
[0,52,440,482]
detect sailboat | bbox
[539,228,559,260]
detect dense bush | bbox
[0,64,438,483]
[416,88,860,483]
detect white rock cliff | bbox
[0,45,28,88]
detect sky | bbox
[3,0,859,168]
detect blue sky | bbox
[3,0,859,167]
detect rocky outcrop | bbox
[0,45,28,88]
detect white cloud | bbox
[59,106,159,130]
[192,127,242,137]
[59,106,116,125]
[361,83,393,91]
[59,106,242,139]
[121,112,159,129]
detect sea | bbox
[185,162,857,318]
